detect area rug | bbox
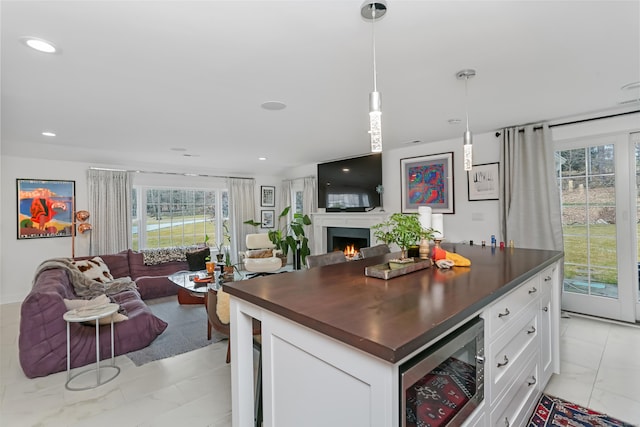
[528,393,636,427]
[126,296,226,366]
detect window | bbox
[132,187,229,251]
[557,144,617,298]
[295,190,303,214]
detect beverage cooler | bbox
[400,317,485,427]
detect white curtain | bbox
[280,180,293,218]
[499,124,563,251]
[302,176,317,246]
[227,177,255,264]
[87,169,132,255]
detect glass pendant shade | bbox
[369,91,382,153]
[457,68,476,172]
[463,130,473,171]
[362,1,386,153]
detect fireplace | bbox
[311,212,388,255]
[327,227,370,254]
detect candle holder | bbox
[418,238,431,260]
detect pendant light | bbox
[361,1,387,153]
[456,69,476,171]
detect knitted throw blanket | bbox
[33,258,138,298]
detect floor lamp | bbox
[71,210,92,258]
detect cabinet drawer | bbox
[539,266,555,294]
[490,354,539,427]
[488,276,540,336]
[488,310,538,404]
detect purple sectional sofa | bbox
[19,250,189,378]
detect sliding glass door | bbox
[556,133,639,322]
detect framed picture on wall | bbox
[261,210,275,229]
[468,162,500,201]
[400,152,454,214]
[17,179,75,239]
[261,186,275,207]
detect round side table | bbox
[63,302,121,391]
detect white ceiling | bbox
[2,0,639,177]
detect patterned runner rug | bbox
[528,393,636,427]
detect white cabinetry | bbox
[229,259,561,427]
[539,264,560,387]
[483,261,560,427]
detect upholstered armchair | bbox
[241,233,283,278]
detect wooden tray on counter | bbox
[364,257,432,280]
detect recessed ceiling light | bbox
[183,153,200,157]
[342,168,350,172]
[42,131,56,137]
[258,157,267,161]
[261,101,287,111]
[403,139,422,144]
[448,119,462,125]
[21,37,58,53]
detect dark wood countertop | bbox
[224,244,563,363]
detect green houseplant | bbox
[244,206,312,266]
[372,213,435,261]
[214,222,231,262]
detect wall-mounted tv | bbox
[317,153,382,211]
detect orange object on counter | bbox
[432,247,471,266]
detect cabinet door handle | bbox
[504,417,510,427]
[542,306,549,312]
[529,287,537,294]
[527,376,537,386]
[544,276,552,282]
[497,355,509,368]
[527,326,536,334]
[498,308,510,318]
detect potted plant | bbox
[372,213,435,265]
[211,221,231,263]
[221,247,237,282]
[244,206,312,267]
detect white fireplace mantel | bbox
[311,212,390,254]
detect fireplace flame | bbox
[344,244,358,258]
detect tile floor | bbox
[545,313,640,425]
[1,302,639,426]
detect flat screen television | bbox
[317,153,382,211]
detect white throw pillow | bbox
[216,290,230,325]
[63,294,128,325]
[72,256,114,283]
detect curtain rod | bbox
[495,109,639,136]
[89,167,254,180]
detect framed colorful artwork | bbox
[400,152,454,214]
[261,186,275,207]
[17,179,75,239]
[468,162,500,201]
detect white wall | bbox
[285,131,503,247]
[382,131,502,245]
[1,156,91,303]
[5,112,635,303]
[0,155,280,303]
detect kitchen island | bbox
[224,244,563,427]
